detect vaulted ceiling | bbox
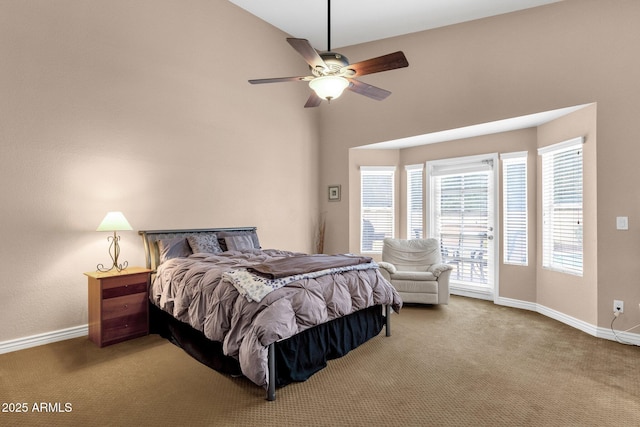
[228,0,563,50]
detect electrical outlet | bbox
[614,300,624,313]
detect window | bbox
[538,137,584,276]
[501,152,528,266]
[361,166,395,253]
[406,164,423,239]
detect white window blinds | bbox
[501,152,528,266]
[538,137,584,276]
[360,166,395,253]
[406,164,423,239]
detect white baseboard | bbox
[594,325,640,346]
[496,296,640,346]
[0,324,88,355]
[451,284,494,301]
[494,296,537,312]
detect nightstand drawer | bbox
[102,293,147,320]
[101,274,147,290]
[102,312,148,343]
[102,281,147,299]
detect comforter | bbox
[150,249,402,388]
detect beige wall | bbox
[319,0,640,330]
[0,1,320,342]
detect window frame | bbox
[360,166,396,254]
[538,137,584,276]
[501,151,528,266]
[406,164,424,239]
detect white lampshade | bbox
[96,211,133,232]
[309,76,349,101]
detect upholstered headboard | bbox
[138,227,259,272]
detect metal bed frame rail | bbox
[266,304,392,401]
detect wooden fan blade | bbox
[287,38,328,71]
[304,91,323,108]
[248,76,307,84]
[344,51,409,77]
[347,79,391,101]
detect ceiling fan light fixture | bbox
[309,76,349,101]
[248,0,408,107]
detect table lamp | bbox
[96,211,133,272]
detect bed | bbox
[139,227,402,400]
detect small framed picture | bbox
[328,185,341,201]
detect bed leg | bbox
[385,305,392,337]
[267,343,276,401]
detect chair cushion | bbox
[390,271,437,281]
[397,291,439,304]
[390,278,439,294]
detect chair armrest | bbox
[436,268,452,304]
[378,261,396,281]
[378,261,397,274]
[427,263,454,278]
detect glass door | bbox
[427,154,497,300]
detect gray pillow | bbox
[187,233,223,254]
[217,230,260,251]
[157,237,192,263]
[224,234,255,251]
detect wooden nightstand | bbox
[84,267,152,347]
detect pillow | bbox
[157,237,192,264]
[217,230,261,251]
[224,234,255,251]
[187,233,223,254]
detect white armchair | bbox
[378,238,453,305]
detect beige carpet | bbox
[1,296,639,426]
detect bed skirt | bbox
[149,303,385,388]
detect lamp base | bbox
[96,261,129,273]
[97,232,128,273]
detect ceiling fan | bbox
[248,0,409,108]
